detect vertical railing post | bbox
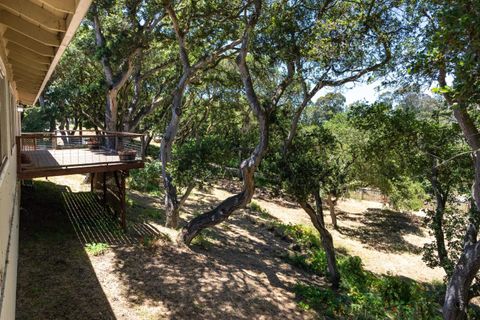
[141,134,145,161]
[16,136,21,174]
[90,172,95,193]
[102,172,107,206]
[52,132,57,150]
[120,171,127,230]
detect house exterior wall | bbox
[0,1,92,318]
[0,164,19,320]
[0,52,20,320]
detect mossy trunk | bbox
[299,196,340,290]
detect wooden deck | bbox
[19,148,144,179]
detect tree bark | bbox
[159,0,254,228]
[178,5,264,244]
[429,162,452,275]
[314,192,325,226]
[327,194,338,229]
[143,133,153,158]
[443,225,480,320]
[92,6,141,134]
[299,196,340,290]
[178,107,268,244]
[58,124,66,143]
[160,73,189,228]
[105,90,118,132]
[443,152,480,320]
[439,67,480,318]
[433,194,450,272]
[178,184,195,210]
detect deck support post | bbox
[102,172,107,206]
[120,171,127,230]
[113,170,128,230]
[90,172,95,193]
[51,135,57,149]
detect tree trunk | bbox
[327,194,338,229]
[443,152,480,320]
[442,160,480,319]
[443,224,480,320]
[160,74,189,228]
[314,192,325,226]
[433,196,450,273]
[92,6,140,138]
[143,133,153,158]
[105,89,118,132]
[178,184,195,210]
[58,117,68,144]
[178,110,267,244]
[179,27,266,244]
[299,196,340,290]
[67,117,79,136]
[430,164,451,275]
[442,103,480,319]
[49,118,56,132]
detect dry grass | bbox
[16,175,443,320]
[238,188,445,283]
[17,177,320,319]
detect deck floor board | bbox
[20,148,143,179]
[24,149,123,168]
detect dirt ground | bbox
[240,191,445,283]
[16,175,443,319]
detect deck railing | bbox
[17,131,145,174]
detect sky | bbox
[313,75,453,105]
[314,81,382,105]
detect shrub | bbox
[389,178,426,211]
[374,274,413,304]
[338,256,369,291]
[278,221,442,319]
[249,201,263,213]
[85,243,109,256]
[249,201,273,219]
[276,223,321,249]
[129,160,163,193]
[170,135,235,189]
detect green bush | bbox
[22,106,51,132]
[129,160,163,193]
[276,223,322,249]
[85,243,109,256]
[389,178,426,211]
[249,201,263,213]
[374,274,413,304]
[287,250,328,276]
[338,256,370,291]
[278,222,441,319]
[170,135,234,189]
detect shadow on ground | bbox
[108,220,320,319]
[17,181,116,320]
[337,207,424,254]
[63,191,161,245]
[101,189,322,319]
[17,180,322,319]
